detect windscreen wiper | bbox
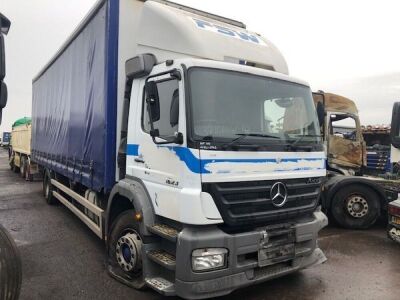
[222,133,279,150]
[289,134,322,149]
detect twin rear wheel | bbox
[9,155,33,181]
[19,156,33,182]
[331,185,381,229]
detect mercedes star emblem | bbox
[270,182,288,207]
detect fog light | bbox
[192,248,228,272]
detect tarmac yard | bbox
[0,149,399,300]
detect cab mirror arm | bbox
[150,130,183,145]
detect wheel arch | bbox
[322,175,387,212]
[105,177,155,241]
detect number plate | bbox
[258,244,295,267]
[391,216,400,225]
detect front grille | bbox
[202,178,322,227]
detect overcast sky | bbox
[1,0,400,132]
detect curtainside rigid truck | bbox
[32,0,328,298]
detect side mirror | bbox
[0,81,7,109]
[0,13,11,35]
[0,34,5,80]
[316,101,325,127]
[145,81,160,122]
[170,90,179,127]
[0,81,7,123]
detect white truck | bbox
[32,0,328,298]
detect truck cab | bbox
[313,92,365,175]
[123,58,326,226]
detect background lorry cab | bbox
[313,92,397,229]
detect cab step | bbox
[147,249,176,270]
[147,224,179,242]
[145,277,176,296]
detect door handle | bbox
[134,157,145,164]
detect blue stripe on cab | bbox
[127,144,139,156]
[126,144,325,174]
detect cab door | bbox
[125,64,202,222]
[327,112,363,169]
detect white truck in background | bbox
[32,0,328,298]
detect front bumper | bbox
[174,211,328,299]
[388,226,400,243]
[387,200,400,244]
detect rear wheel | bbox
[20,156,27,179]
[107,209,145,290]
[12,156,19,173]
[331,184,380,229]
[43,171,57,205]
[9,157,14,171]
[25,159,33,182]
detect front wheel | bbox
[107,209,145,290]
[331,184,380,229]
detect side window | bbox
[330,114,358,141]
[143,79,179,136]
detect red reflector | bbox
[388,204,400,217]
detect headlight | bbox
[192,248,228,272]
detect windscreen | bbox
[189,68,321,149]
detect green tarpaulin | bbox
[12,117,31,128]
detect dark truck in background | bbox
[1,131,11,147]
[386,102,400,243]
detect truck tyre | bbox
[9,157,14,171]
[0,225,22,300]
[107,209,145,290]
[25,159,33,182]
[11,156,19,173]
[12,163,19,173]
[20,156,27,179]
[43,171,57,205]
[331,184,380,229]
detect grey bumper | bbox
[388,226,400,244]
[174,211,328,299]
